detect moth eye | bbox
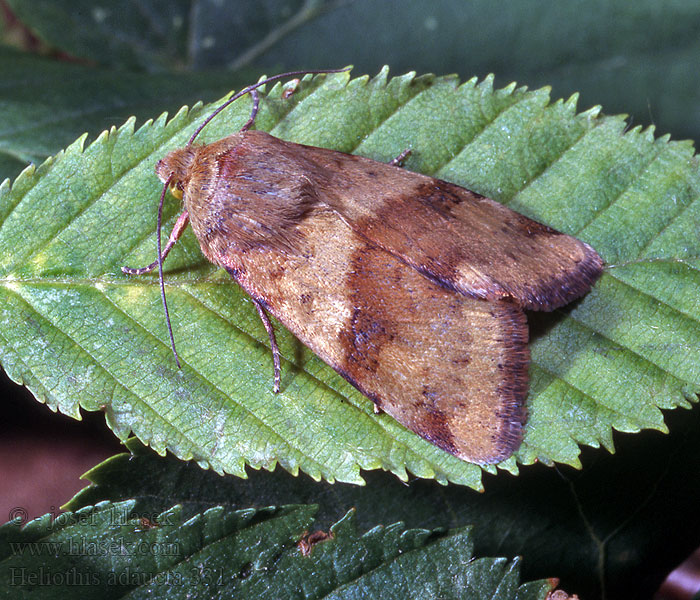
[169,184,184,200]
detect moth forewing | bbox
[215,209,529,464]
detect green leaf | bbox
[7,0,700,144]
[0,499,553,599]
[3,0,333,71]
[4,0,192,70]
[6,2,700,183]
[0,70,698,488]
[0,47,251,182]
[66,421,700,600]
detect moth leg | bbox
[122,211,190,275]
[253,298,282,393]
[389,148,412,167]
[240,90,260,132]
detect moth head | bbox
[156,147,197,199]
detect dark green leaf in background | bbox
[4,0,192,69]
[0,495,553,599]
[60,401,700,600]
[5,0,700,145]
[0,46,249,182]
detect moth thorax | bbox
[156,146,197,189]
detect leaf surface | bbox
[0,70,698,488]
[0,47,248,182]
[66,424,700,600]
[0,499,553,599]
[6,0,700,143]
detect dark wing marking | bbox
[211,208,528,464]
[242,132,603,311]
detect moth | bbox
[123,69,603,465]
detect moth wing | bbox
[295,141,603,311]
[213,208,528,464]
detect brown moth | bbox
[123,70,603,465]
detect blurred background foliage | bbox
[2,0,700,179]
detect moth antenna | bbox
[157,174,182,369]
[187,67,351,146]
